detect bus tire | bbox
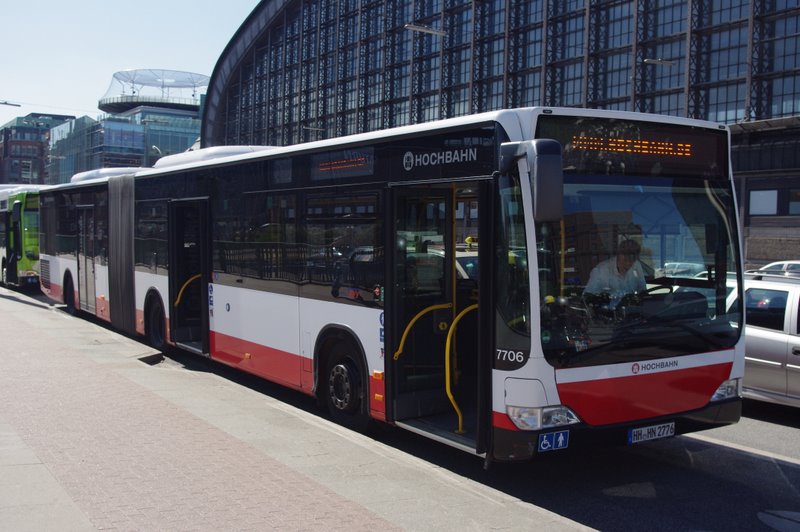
[63,275,76,315]
[145,296,166,352]
[324,342,370,432]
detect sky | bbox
[0,1,260,126]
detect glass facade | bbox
[47,109,201,184]
[203,0,800,147]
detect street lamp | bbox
[403,23,446,37]
[0,100,21,107]
[404,22,446,124]
[142,119,169,165]
[302,125,325,141]
[643,58,676,66]
[631,57,677,111]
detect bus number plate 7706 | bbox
[627,422,675,444]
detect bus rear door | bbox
[76,206,96,313]
[168,198,210,355]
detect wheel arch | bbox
[313,324,369,401]
[142,286,169,341]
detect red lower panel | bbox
[42,282,62,302]
[557,363,733,426]
[369,375,387,422]
[135,309,145,336]
[210,331,308,393]
[94,296,111,323]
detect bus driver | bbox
[583,239,647,305]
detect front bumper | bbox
[491,397,741,461]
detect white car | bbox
[756,260,800,278]
[741,273,800,408]
[662,262,706,278]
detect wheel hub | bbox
[329,363,352,410]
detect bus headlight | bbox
[711,378,740,402]
[506,405,580,431]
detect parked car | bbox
[754,260,800,278]
[741,272,800,408]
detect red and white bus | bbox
[39,107,744,462]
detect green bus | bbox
[0,185,45,289]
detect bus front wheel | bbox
[324,343,369,431]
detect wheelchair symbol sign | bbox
[538,430,570,452]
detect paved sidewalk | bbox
[0,287,585,531]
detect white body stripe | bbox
[297,297,384,373]
[209,283,384,372]
[134,270,170,318]
[41,254,74,296]
[555,350,738,384]
[209,283,301,355]
[94,263,110,303]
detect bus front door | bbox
[389,184,488,451]
[168,198,209,355]
[77,206,96,313]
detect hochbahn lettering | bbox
[403,148,478,171]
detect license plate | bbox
[628,422,675,444]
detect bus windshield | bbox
[534,114,742,369]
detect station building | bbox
[202,0,800,266]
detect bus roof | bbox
[54,107,728,185]
[0,184,50,201]
[132,107,727,178]
[71,167,145,183]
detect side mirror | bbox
[500,139,563,222]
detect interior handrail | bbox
[174,273,201,307]
[393,302,453,361]
[445,303,478,434]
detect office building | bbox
[47,69,208,184]
[0,114,74,185]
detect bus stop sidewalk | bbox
[0,287,585,531]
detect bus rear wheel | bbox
[63,276,76,315]
[146,298,166,351]
[324,343,369,431]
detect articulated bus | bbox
[1,185,45,288]
[39,107,744,462]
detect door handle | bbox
[792,346,800,356]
